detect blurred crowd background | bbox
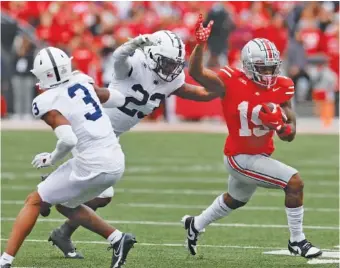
[1,1,339,125]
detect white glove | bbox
[32,152,53,169]
[132,34,154,48]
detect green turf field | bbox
[1,131,339,268]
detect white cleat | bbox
[288,239,322,259]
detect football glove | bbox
[32,152,53,169]
[132,34,154,48]
[259,104,284,131]
[195,14,214,44]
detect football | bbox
[261,102,288,122]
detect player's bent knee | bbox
[286,173,304,191]
[224,193,247,209]
[25,191,42,206]
[84,197,112,211]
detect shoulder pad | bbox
[72,71,95,84]
[276,76,295,90]
[31,90,59,119]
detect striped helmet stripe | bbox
[172,33,182,58]
[164,31,175,46]
[261,39,273,59]
[164,31,183,58]
[46,48,61,81]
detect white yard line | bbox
[1,165,338,175]
[2,201,338,213]
[2,119,339,133]
[1,217,338,230]
[1,173,338,187]
[2,186,338,199]
[0,238,338,252]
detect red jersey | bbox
[217,66,295,156]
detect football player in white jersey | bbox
[0,47,136,268]
[48,30,221,258]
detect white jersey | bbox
[32,72,124,175]
[105,49,185,136]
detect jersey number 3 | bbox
[68,83,102,121]
[238,101,270,137]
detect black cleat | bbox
[288,239,322,259]
[48,228,84,259]
[181,215,205,256]
[109,233,137,268]
[0,264,11,268]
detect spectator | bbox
[205,3,234,67]
[11,36,35,119]
[308,55,338,126]
[286,30,311,103]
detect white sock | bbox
[107,229,123,245]
[194,194,233,231]
[285,206,306,242]
[0,252,14,265]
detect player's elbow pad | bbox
[54,125,78,149]
[102,89,125,108]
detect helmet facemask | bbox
[246,59,282,88]
[152,53,184,82]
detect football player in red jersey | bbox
[181,14,322,259]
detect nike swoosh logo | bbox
[67,252,77,257]
[291,246,302,254]
[188,221,196,240]
[270,122,279,125]
[273,87,281,92]
[114,236,124,257]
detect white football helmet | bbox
[241,38,282,88]
[144,30,185,82]
[31,47,73,89]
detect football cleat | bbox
[0,264,11,268]
[108,233,137,268]
[288,239,322,259]
[181,215,205,256]
[48,228,84,259]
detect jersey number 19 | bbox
[238,101,270,137]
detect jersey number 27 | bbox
[68,83,102,121]
[238,101,270,137]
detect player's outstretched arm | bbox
[188,14,225,96]
[173,83,222,101]
[93,84,125,108]
[112,34,154,80]
[278,100,296,142]
[32,111,77,168]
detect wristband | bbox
[277,124,292,137]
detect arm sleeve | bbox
[102,88,126,108]
[50,125,78,164]
[112,40,140,80]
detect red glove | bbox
[259,104,284,131]
[195,14,214,44]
